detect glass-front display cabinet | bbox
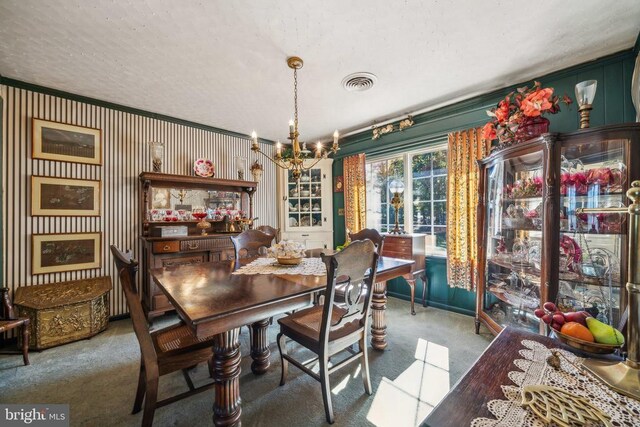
[278,159,333,250]
[476,124,639,335]
[476,140,558,335]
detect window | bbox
[365,145,448,252]
[365,157,404,233]
[411,150,447,249]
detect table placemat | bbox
[471,339,640,426]
[231,257,326,276]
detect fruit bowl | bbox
[551,327,622,355]
[277,256,302,266]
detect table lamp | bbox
[575,80,597,129]
[389,178,405,234]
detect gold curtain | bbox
[446,127,489,290]
[343,153,367,235]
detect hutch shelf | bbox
[139,172,257,319]
[475,124,640,336]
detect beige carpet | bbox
[0,298,492,427]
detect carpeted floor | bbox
[0,298,492,427]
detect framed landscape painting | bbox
[32,233,102,275]
[32,118,102,165]
[32,176,101,216]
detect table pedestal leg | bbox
[212,328,242,427]
[250,318,271,375]
[371,281,388,350]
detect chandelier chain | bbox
[294,67,298,133]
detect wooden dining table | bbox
[151,255,414,426]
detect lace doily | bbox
[471,340,640,427]
[231,257,326,276]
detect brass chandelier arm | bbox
[253,149,293,171]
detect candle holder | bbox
[575,80,597,129]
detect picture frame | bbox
[31,176,101,216]
[334,175,344,192]
[32,118,102,165]
[32,232,102,275]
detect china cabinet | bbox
[277,159,334,250]
[139,172,257,319]
[475,124,640,335]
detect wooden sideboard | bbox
[381,233,427,315]
[139,172,257,319]
[140,234,237,319]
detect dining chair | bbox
[230,229,275,260]
[110,245,216,427]
[0,287,30,366]
[276,239,379,424]
[256,225,280,244]
[348,228,385,253]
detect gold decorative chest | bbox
[14,276,111,350]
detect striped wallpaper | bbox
[1,84,277,317]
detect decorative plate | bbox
[194,159,215,177]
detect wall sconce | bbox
[250,161,264,183]
[575,80,597,129]
[235,157,247,180]
[149,141,165,172]
[389,178,405,234]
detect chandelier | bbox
[251,56,339,181]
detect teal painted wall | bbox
[333,48,639,313]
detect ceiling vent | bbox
[341,72,377,92]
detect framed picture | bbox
[32,118,102,165]
[31,176,101,216]
[32,232,102,275]
[334,175,344,192]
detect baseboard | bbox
[110,313,130,321]
[387,291,474,317]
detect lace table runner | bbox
[471,340,640,427]
[231,257,326,276]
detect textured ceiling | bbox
[1,1,639,142]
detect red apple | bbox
[534,308,545,318]
[551,322,562,331]
[541,314,553,324]
[543,302,557,312]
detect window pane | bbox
[413,178,432,203]
[433,226,447,248]
[434,201,446,225]
[432,150,448,175]
[412,152,432,177]
[414,225,433,234]
[412,201,429,224]
[433,176,447,200]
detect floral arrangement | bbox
[267,240,306,259]
[482,81,572,144]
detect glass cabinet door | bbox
[557,138,629,327]
[286,167,324,229]
[482,150,545,333]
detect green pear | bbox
[585,317,625,345]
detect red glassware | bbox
[515,116,550,142]
[192,212,208,220]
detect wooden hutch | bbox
[475,124,640,335]
[139,172,257,319]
